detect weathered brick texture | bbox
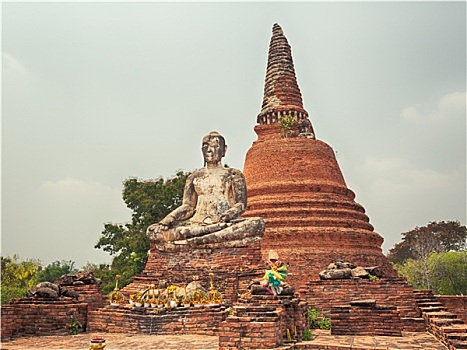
[88,304,228,335]
[243,24,396,292]
[1,283,103,341]
[243,136,397,290]
[331,300,403,336]
[436,295,467,324]
[1,298,87,341]
[123,241,263,303]
[219,293,308,349]
[300,277,426,332]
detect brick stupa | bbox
[243,24,396,288]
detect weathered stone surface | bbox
[319,268,352,280]
[55,271,101,286]
[147,131,264,252]
[351,266,370,279]
[300,277,426,332]
[123,241,264,304]
[331,300,403,336]
[219,292,308,349]
[26,282,61,299]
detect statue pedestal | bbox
[122,241,264,303]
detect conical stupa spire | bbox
[257,24,311,131]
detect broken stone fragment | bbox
[319,268,352,280]
[351,266,369,279]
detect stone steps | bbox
[419,306,448,313]
[413,290,467,350]
[431,318,464,327]
[425,311,459,320]
[418,301,445,307]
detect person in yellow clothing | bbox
[260,250,288,295]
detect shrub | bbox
[308,307,332,330]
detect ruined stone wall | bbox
[123,241,263,304]
[71,284,105,312]
[261,230,395,289]
[88,304,228,335]
[300,277,425,332]
[219,293,308,350]
[331,300,403,336]
[436,295,467,323]
[1,298,87,341]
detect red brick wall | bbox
[436,295,467,323]
[300,277,426,332]
[243,136,396,292]
[1,298,87,341]
[71,284,105,312]
[88,304,228,335]
[219,293,309,349]
[124,241,264,303]
[331,301,402,336]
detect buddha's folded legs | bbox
[181,217,264,246]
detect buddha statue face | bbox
[202,132,226,166]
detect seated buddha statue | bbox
[147,131,264,251]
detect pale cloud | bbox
[363,156,462,193]
[401,91,466,122]
[353,155,465,252]
[40,178,108,196]
[29,178,130,266]
[3,52,27,73]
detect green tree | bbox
[428,251,467,295]
[1,254,42,304]
[36,260,77,283]
[388,220,466,288]
[392,259,426,290]
[388,221,466,264]
[95,171,189,293]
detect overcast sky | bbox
[2,2,466,268]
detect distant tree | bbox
[1,254,42,304]
[387,221,466,264]
[95,171,189,293]
[428,251,467,295]
[36,260,77,283]
[392,259,426,290]
[388,220,466,291]
[81,262,113,293]
[394,251,467,295]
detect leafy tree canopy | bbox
[387,220,466,265]
[393,251,467,295]
[428,251,467,295]
[95,171,189,293]
[36,260,77,283]
[1,254,42,304]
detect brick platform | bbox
[123,241,264,304]
[331,300,403,336]
[1,283,104,341]
[300,277,426,332]
[1,298,88,341]
[436,295,467,324]
[88,304,228,335]
[219,293,309,349]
